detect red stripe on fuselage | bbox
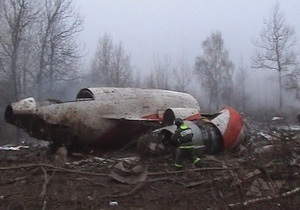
[142,114,161,121]
[185,113,201,121]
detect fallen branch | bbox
[0,192,17,199]
[148,177,185,186]
[228,186,300,208]
[231,161,274,186]
[231,169,261,186]
[0,176,27,186]
[0,163,107,177]
[42,200,47,210]
[183,169,261,188]
[0,163,238,178]
[76,177,108,187]
[39,167,55,201]
[0,166,41,186]
[148,167,239,176]
[185,180,207,188]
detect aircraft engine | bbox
[137,106,245,157]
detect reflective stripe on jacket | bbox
[171,123,194,145]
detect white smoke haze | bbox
[74,0,300,115]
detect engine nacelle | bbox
[139,106,245,156]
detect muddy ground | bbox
[0,120,300,210]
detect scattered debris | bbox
[254,145,275,155]
[110,159,148,184]
[272,116,284,121]
[257,132,273,141]
[109,201,118,206]
[0,145,29,151]
[246,178,284,196]
[55,146,68,163]
[0,118,299,209]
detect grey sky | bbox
[75,0,300,75]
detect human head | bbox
[174,118,183,127]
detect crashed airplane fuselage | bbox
[5,87,245,154]
[4,87,201,149]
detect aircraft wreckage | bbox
[4,87,245,155]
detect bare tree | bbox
[90,33,133,87]
[0,0,83,100]
[173,53,193,92]
[234,56,248,112]
[35,0,83,99]
[110,42,133,87]
[0,0,83,142]
[153,54,172,89]
[90,33,113,86]
[133,68,141,88]
[144,73,156,89]
[195,31,234,111]
[0,0,38,100]
[144,54,172,89]
[283,65,300,100]
[252,3,297,111]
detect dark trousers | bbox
[174,146,201,169]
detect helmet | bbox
[174,118,183,127]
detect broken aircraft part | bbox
[209,106,245,150]
[4,87,201,150]
[138,106,245,156]
[110,158,148,184]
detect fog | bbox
[75,0,300,74]
[72,0,300,115]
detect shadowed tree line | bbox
[0,0,83,101]
[0,0,84,142]
[0,1,299,143]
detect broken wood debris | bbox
[0,119,300,209]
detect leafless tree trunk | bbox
[133,69,141,88]
[283,66,300,100]
[153,54,172,90]
[234,56,248,112]
[0,0,83,142]
[144,73,156,89]
[111,42,133,87]
[251,3,297,112]
[173,53,193,92]
[90,33,113,86]
[0,0,82,101]
[195,31,234,111]
[90,33,133,87]
[144,54,172,89]
[36,0,83,99]
[0,0,38,100]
